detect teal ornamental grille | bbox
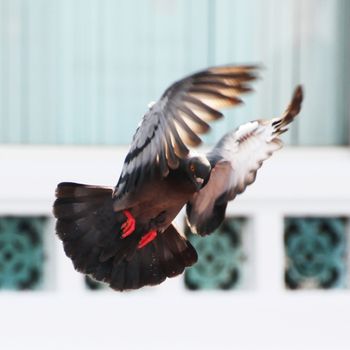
[284,218,347,289]
[0,217,46,290]
[185,218,246,290]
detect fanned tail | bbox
[109,224,198,291]
[53,182,197,290]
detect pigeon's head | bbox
[187,156,211,191]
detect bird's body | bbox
[118,162,198,231]
[53,64,303,290]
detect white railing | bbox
[1,145,350,350]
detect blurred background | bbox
[0,0,350,349]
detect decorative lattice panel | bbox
[284,217,348,289]
[0,217,46,290]
[185,218,247,290]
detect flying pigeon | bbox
[53,65,303,291]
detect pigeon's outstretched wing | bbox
[113,65,258,210]
[186,85,303,236]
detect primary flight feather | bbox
[53,65,303,291]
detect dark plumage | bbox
[53,65,303,290]
[54,182,198,290]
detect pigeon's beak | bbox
[196,177,204,185]
[193,177,204,191]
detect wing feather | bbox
[114,65,258,207]
[187,85,303,236]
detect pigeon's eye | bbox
[190,164,195,172]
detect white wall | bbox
[1,145,350,350]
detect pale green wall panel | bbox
[254,0,297,145]
[25,0,52,143]
[0,0,7,142]
[0,0,348,145]
[1,0,23,142]
[269,0,297,145]
[152,0,209,99]
[209,0,264,145]
[297,0,348,145]
[209,0,298,145]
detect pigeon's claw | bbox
[121,210,136,238]
[138,230,157,249]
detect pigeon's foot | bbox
[121,210,136,238]
[138,230,157,249]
